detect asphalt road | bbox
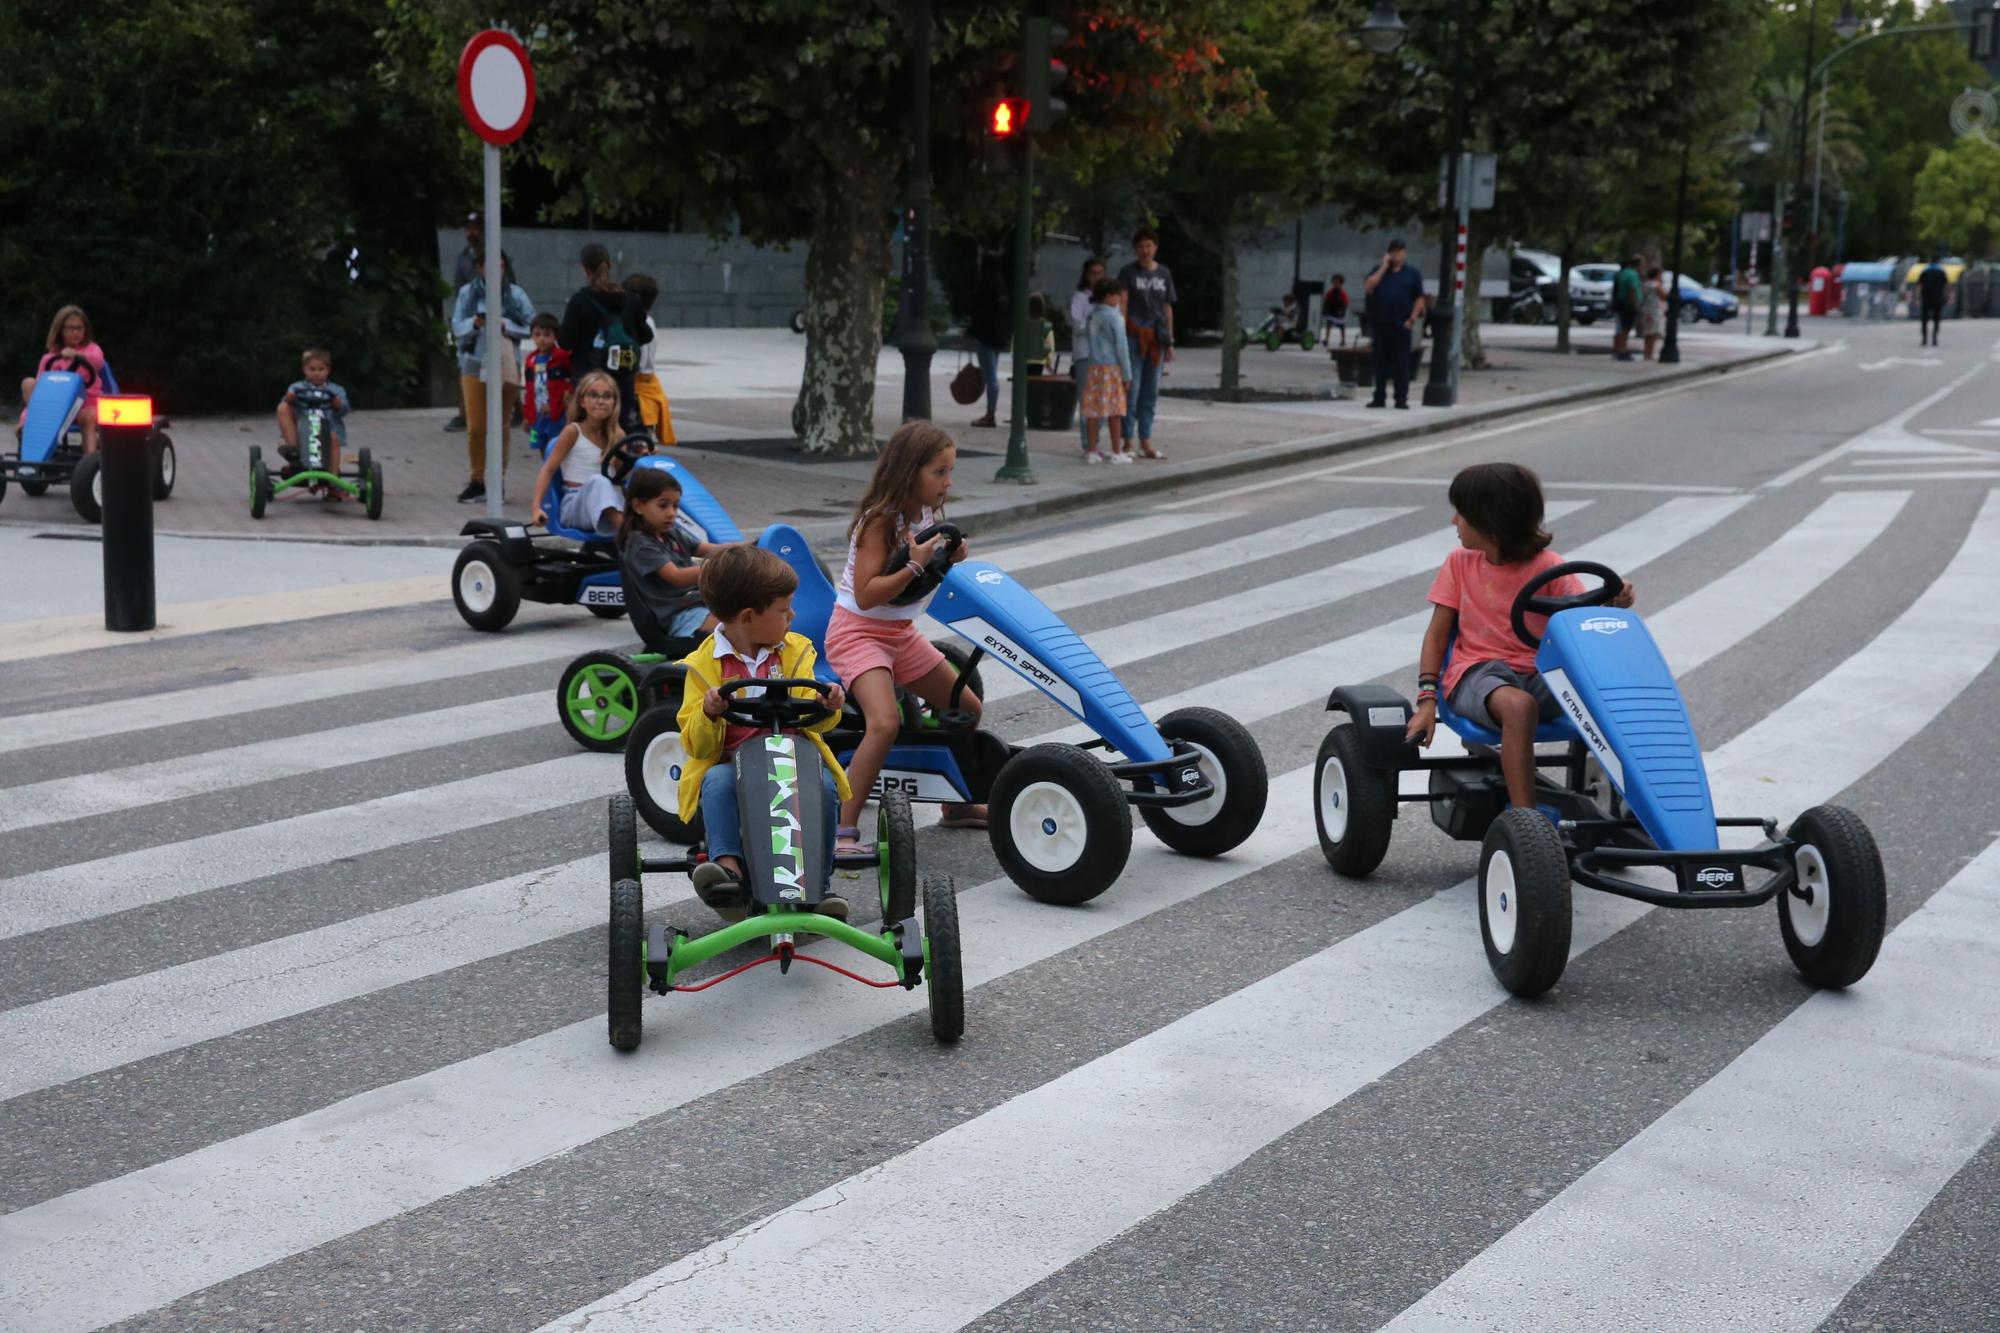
[1,318,1996,1332]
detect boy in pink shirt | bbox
[1406,463,1634,820]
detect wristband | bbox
[906,561,924,579]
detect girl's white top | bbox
[835,505,939,622]
[560,429,605,486]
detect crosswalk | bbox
[2,465,1997,1332]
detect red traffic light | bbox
[988,98,1027,139]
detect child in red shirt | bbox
[523,313,573,456]
[1405,462,1633,821]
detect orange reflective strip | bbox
[99,396,154,427]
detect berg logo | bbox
[1696,866,1736,888]
[764,736,805,894]
[1580,617,1630,635]
[975,569,1004,585]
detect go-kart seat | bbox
[539,476,612,548]
[758,523,839,648]
[1436,639,1575,749]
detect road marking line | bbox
[1825,469,2000,482]
[978,508,1244,572]
[1761,361,1989,490]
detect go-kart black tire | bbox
[608,794,640,895]
[932,639,986,711]
[923,875,964,1043]
[1479,808,1572,998]
[559,650,644,752]
[988,743,1132,906]
[249,452,270,521]
[149,432,176,500]
[20,477,48,496]
[364,461,384,520]
[625,704,704,843]
[608,878,645,1052]
[1779,804,1886,989]
[1141,707,1268,857]
[1315,723,1397,877]
[70,452,102,523]
[588,604,628,621]
[879,789,918,923]
[452,540,521,632]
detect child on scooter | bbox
[276,347,350,476]
[679,544,851,919]
[827,420,985,853]
[1404,462,1634,823]
[529,369,637,537]
[523,314,572,456]
[620,465,734,643]
[19,305,107,455]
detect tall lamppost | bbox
[891,0,936,423]
[1781,0,1825,339]
[1662,111,1770,365]
[1359,0,1468,409]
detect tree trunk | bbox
[792,144,897,454]
[1460,231,1489,371]
[1218,198,1243,394]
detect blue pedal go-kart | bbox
[452,439,725,635]
[249,384,381,520]
[621,519,1270,907]
[1313,561,1887,997]
[606,678,963,1049]
[2,358,175,522]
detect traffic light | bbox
[1024,17,1068,132]
[987,97,1027,139]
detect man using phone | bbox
[1364,240,1427,409]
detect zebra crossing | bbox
[2,453,1997,1332]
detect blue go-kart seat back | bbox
[758,523,838,648]
[18,368,97,464]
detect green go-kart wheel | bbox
[558,650,644,752]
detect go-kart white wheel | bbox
[1315,723,1396,877]
[988,743,1131,906]
[1479,808,1571,998]
[451,540,522,632]
[923,874,964,1043]
[1780,805,1886,989]
[608,878,645,1052]
[149,433,176,500]
[624,704,703,843]
[70,452,102,523]
[1142,707,1267,857]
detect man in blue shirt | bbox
[1364,240,1427,409]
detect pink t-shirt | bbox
[1427,547,1583,695]
[39,343,108,401]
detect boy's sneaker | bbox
[277,444,300,464]
[691,861,749,916]
[456,481,486,504]
[814,892,850,922]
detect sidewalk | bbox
[0,323,1810,547]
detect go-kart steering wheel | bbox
[887,521,966,605]
[48,354,96,389]
[1509,560,1624,649]
[600,432,656,485]
[717,676,837,731]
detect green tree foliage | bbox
[1912,134,2000,254]
[0,1,470,412]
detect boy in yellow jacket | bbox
[677,545,852,919]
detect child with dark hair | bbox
[523,313,573,456]
[620,466,732,647]
[1405,462,1634,823]
[676,545,851,919]
[622,272,677,446]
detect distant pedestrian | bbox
[1640,264,1666,361]
[558,242,654,432]
[1917,255,1949,347]
[1322,273,1349,347]
[1363,240,1426,410]
[1080,278,1134,465]
[444,212,482,431]
[622,272,677,446]
[1118,226,1175,460]
[523,313,574,459]
[451,250,534,504]
[968,252,1010,429]
[1069,256,1106,454]
[1611,255,1643,361]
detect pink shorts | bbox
[826,606,945,687]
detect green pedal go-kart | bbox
[249,385,382,520]
[606,678,963,1049]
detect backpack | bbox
[590,291,639,373]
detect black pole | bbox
[99,413,156,632]
[995,130,1037,481]
[1661,142,1691,365]
[1422,0,1468,408]
[894,0,936,423]
[1785,0,1820,338]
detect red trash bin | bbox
[1808,266,1833,317]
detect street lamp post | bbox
[1660,142,1691,365]
[892,0,936,424]
[1783,0,1823,339]
[1359,0,1466,408]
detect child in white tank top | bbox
[826,421,987,851]
[526,369,637,537]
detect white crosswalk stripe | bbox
[0,477,1995,1333]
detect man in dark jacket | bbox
[559,242,654,431]
[1917,257,1950,347]
[1363,240,1426,409]
[968,253,1010,428]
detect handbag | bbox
[949,350,983,406]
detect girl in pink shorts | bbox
[827,420,986,851]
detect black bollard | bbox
[98,396,156,632]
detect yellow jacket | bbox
[675,629,852,822]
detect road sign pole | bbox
[484,143,504,522]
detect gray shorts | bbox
[558,473,625,537]
[1449,660,1558,731]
